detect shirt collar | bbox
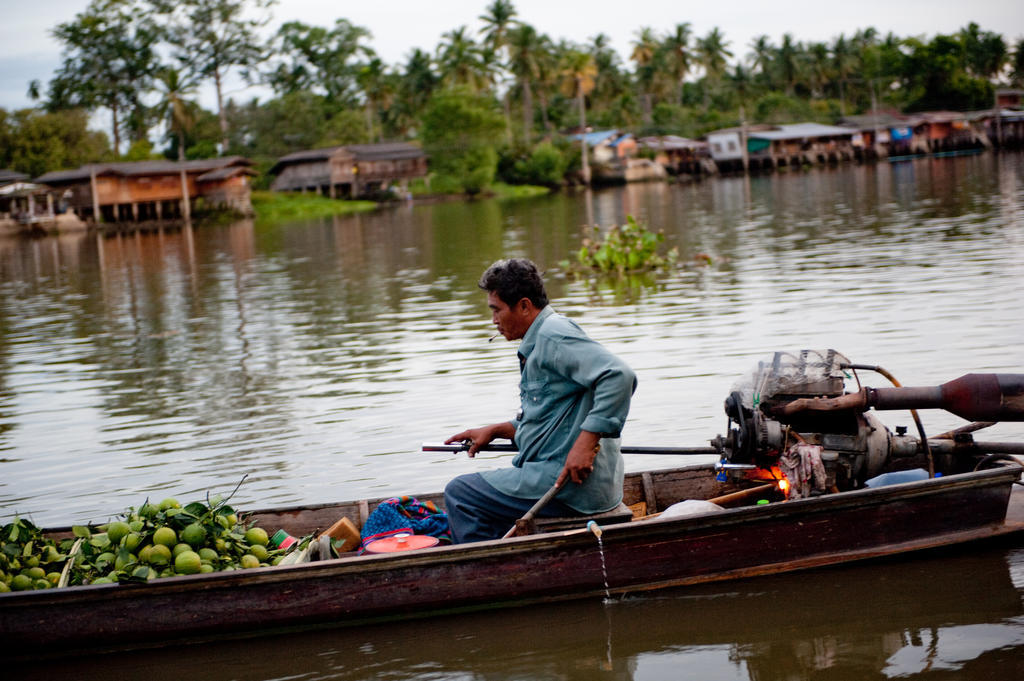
[517,305,554,360]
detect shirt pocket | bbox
[520,379,549,422]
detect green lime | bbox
[11,574,33,591]
[25,566,46,580]
[44,545,63,563]
[46,572,61,585]
[106,521,130,543]
[129,520,145,532]
[181,523,207,548]
[239,554,260,569]
[249,544,269,561]
[172,543,192,557]
[153,526,177,547]
[96,551,116,567]
[244,527,269,546]
[158,497,181,511]
[0,582,10,592]
[34,578,51,589]
[123,532,142,551]
[138,545,153,564]
[174,550,202,575]
[199,564,215,573]
[198,548,219,562]
[138,503,159,518]
[149,544,172,565]
[225,513,238,527]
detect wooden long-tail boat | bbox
[2,461,1022,658]
[4,351,1023,657]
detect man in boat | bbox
[444,258,637,542]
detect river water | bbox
[4,153,1024,678]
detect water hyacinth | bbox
[569,215,678,274]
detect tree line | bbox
[2,0,1023,191]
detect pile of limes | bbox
[67,495,296,586]
[1,517,67,592]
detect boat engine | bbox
[713,350,1024,494]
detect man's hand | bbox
[445,422,515,457]
[557,430,602,486]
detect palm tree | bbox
[631,27,659,123]
[696,27,733,109]
[748,34,774,87]
[589,33,630,125]
[776,33,800,95]
[507,23,542,144]
[560,49,597,184]
[437,26,489,93]
[394,48,437,135]
[831,34,856,115]
[806,42,831,98]
[357,57,394,142]
[663,23,693,105]
[154,67,197,220]
[478,0,518,56]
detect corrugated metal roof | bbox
[0,169,29,184]
[839,112,915,130]
[274,146,347,164]
[569,130,620,146]
[748,123,857,141]
[35,157,252,184]
[270,143,425,174]
[638,135,708,150]
[346,143,425,161]
[197,166,256,182]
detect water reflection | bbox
[16,548,1024,681]
[0,154,1022,526]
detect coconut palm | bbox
[696,27,733,109]
[663,23,693,105]
[478,0,518,56]
[748,34,774,86]
[437,26,490,93]
[154,67,197,219]
[357,57,394,142]
[775,33,800,95]
[631,27,659,123]
[831,34,856,114]
[560,49,597,184]
[507,23,543,144]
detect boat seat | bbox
[533,502,635,533]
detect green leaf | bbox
[72,525,92,539]
[184,502,207,516]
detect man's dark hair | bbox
[478,258,549,309]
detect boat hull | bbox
[2,465,1021,656]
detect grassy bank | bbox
[407,179,551,201]
[251,191,378,222]
[489,182,552,199]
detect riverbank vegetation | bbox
[2,0,1022,193]
[250,191,378,222]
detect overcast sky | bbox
[2,0,1022,114]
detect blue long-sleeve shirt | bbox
[481,306,637,514]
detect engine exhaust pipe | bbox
[774,373,1024,422]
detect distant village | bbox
[3,89,1022,236]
